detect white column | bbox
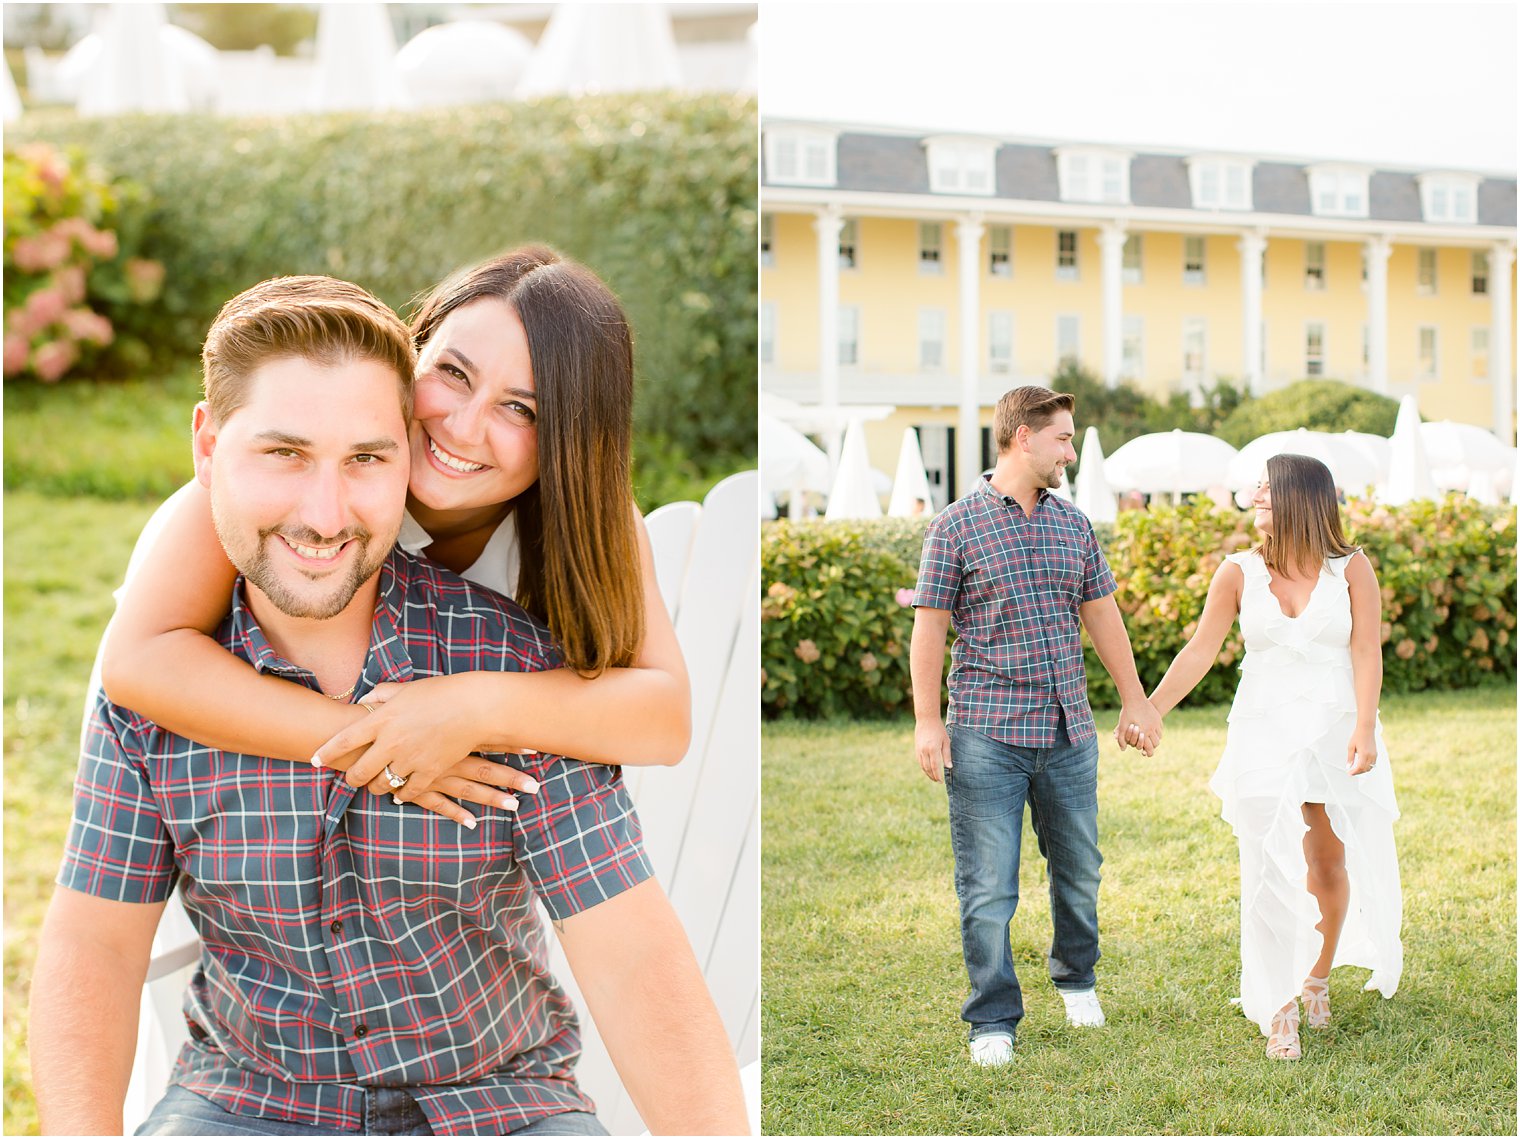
[1237,229,1266,395]
[813,207,844,462]
[1365,234,1392,396]
[1096,223,1126,389]
[955,216,985,497]
[1492,241,1515,445]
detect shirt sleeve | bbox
[57,687,178,904]
[1081,516,1119,602]
[512,758,654,921]
[912,512,962,610]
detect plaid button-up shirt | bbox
[914,476,1117,746]
[60,548,652,1134]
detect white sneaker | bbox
[1060,987,1106,1027]
[969,1032,1014,1066]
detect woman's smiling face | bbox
[407,297,540,515]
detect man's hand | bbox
[915,719,952,782]
[1113,699,1163,756]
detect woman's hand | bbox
[1346,726,1378,775]
[312,676,540,826]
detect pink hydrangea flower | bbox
[11,232,71,273]
[53,265,88,305]
[23,287,67,330]
[794,639,821,664]
[31,339,79,382]
[859,653,878,673]
[125,258,166,303]
[895,588,915,607]
[63,307,114,346]
[3,334,31,376]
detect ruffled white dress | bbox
[1211,551,1403,1035]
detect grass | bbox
[762,692,1517,1136]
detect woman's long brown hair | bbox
[410,246,644,676]
[1254,453,1358,577]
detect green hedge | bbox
[1216,379,1399,448]
[762,499,1517,719]
[9,94,757,462]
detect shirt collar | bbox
[978,473,1050,511]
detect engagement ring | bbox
[384,765,409,790]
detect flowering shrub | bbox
[3,142,164,382]
[763,499,1517,719]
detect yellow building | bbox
[760,120,1517,506]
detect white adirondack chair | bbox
[120,471,760,1135]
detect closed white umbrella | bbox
[2,53,21,122]
[313,3,407,112]
[1228,429,1380,495]
[1104,429,1237,497]
[517,3,682,97]
[1419,420,1512,492]
[887,428,935,517]
[1383,395,1439,505]
[824,419,883,521]
[76,4,187,115]
[1073,426,1118,524]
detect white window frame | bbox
[1472,250,1489,294]
[988,224,1012,278]
[760,302,775,365]
[1418,173,1480,224]
[1305,321,1326,377]
[919,308,946,371]
[760,214,774,268]
[988,311,1013,374]
[1121,314,1144,380]
[1187,157,1254,210]
[1417,325,1438,379]
[1056,146,1131,204]
[1183,235,1206,286]
[838,304,860,367]
[919,222,944,275]
[764,127,838,187]
[1182,317,1208,384]
[1308,165,1371,218]
[1056,230,1079,281]
[1122,233,1143,284]
[1056,314,1081,364]
[838,218,858,270]
[925,136,997,196]
[1417,248,1437,295]
[1305,241,1326,291]
[1472,326,1490,380]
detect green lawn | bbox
[762,694,1517,1136]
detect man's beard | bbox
[1042,462,1065,489]
[217,519,387,620]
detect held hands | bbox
[1113,698,1163,756]
[310,677,540,828]
[915,720,952,783]
[1346,726,1378,775]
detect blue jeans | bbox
[945,724,1103,1041]
[135,1085,607,1136]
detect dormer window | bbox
[925,136,997,196]
[765,127,837,187]
[1187,157,1253,210]
[1056,147,1130,204]
[1418,173,1480,224]
[1308,165,1370,218]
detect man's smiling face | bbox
[195,354,411,620]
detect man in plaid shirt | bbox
[911,385,1161,1067]
[29,277,745,1135]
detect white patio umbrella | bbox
[760,414,829,520]
[1073,426,1118,524]
[517,3,682,97]
[824,419,883,521]
[2,53,21,122]
[76,4,189,115]
[1338,430,1393,489]
[396,21,533,107]
[1103,430,1238,497]
[887,428,935,517]
[312,3,408,112]
[1227,429,1381,495]
[1419,420,1512,492]
[1383,395,1439,505]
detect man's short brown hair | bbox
[993,385,1076,452]
[202,276,416,424]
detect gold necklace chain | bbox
[325,677,360,702]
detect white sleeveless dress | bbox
[1211,550,1403,1035]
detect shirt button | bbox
[329,920,343,935]
[354,1025,368,1038]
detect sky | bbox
[760,0,1518,173]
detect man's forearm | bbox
[30,933,147,1135]
[560,880,747,1134]
[1081,598,1147,702]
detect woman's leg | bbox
[1301,802,1348,977]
